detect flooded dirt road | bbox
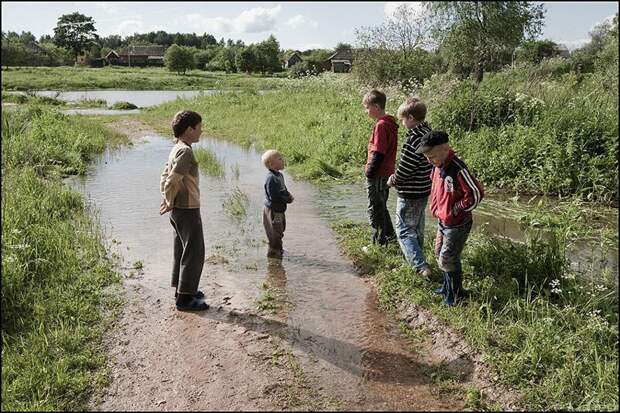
[75,119,512,411]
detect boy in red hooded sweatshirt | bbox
[362,89,399,246]
[416,131,484,306]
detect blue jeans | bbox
[395,196,428,270]
[434,218,472,306]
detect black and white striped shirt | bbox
[392,121,433,199]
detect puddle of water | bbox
[6,89,271,108]
[6,89,223,107]
[70,134,451,408]
[69,129,616,408]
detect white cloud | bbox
[286,15,318,29]
[555,38,589,51]
[287,42,323,51]
[92,2,122,15]
[114,19,146,37]
[181,5,282,34]
[384,2,425,19]
[236,5,282,32]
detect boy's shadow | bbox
[200,293,474,385]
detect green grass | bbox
[1,105,129,410]
[73,98,108,108]
[332,219,618,411]
[140,73,373,183]
[109,101,138,110]
[2,91,65,106]
[222,187,249,220]
[193,146,225,177]
[1,66,288,91]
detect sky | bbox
[1,1,618,51]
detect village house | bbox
[282,51,302,69]
[325,49,353,73]
[106,45,166,66]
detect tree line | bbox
[1,11,334,75]
[353,2,618,85]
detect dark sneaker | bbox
[176,297,209,311]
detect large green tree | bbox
[164,44,195,74]
[255,35,281,74]
[428,1,544,82]
[53,12,98,59]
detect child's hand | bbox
[387,174,395,187]
[160,199,172,215]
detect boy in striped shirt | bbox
[387,97,433,278]
[416,131,484,306]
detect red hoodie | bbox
[365,115,399,177]
[430,149,484,226]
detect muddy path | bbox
[80,118,516,411]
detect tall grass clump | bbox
[222,187,249,220]
[333,219,618,411]
[1,106,127,410]
[194,146,225,177]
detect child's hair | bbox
[362,89,387,110]
[171,110,202,138]
[261,149,280,168]
[397,97,427,122]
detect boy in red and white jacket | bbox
[416,131,484,306]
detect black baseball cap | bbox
[415,131,449,154]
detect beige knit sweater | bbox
[160,141,200,208]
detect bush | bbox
[420,63,618,203]
[289,60,324,78]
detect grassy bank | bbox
[140,74,374,182]
[1,66,286,91]
[333,220,618,410]
[1,105,128,410]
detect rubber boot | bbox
[442,271,456,307]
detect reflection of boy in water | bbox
[159,110,209,312]
[262,150,294,259]
[265,259,289,314]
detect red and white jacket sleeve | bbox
[455,169,484,214]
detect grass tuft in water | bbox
[109,101,138,110]
[222,187,249,220]
[194,147,225,177]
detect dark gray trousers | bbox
[366,176,396,244]
[170,208,204,295]
[263,206,286,252]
